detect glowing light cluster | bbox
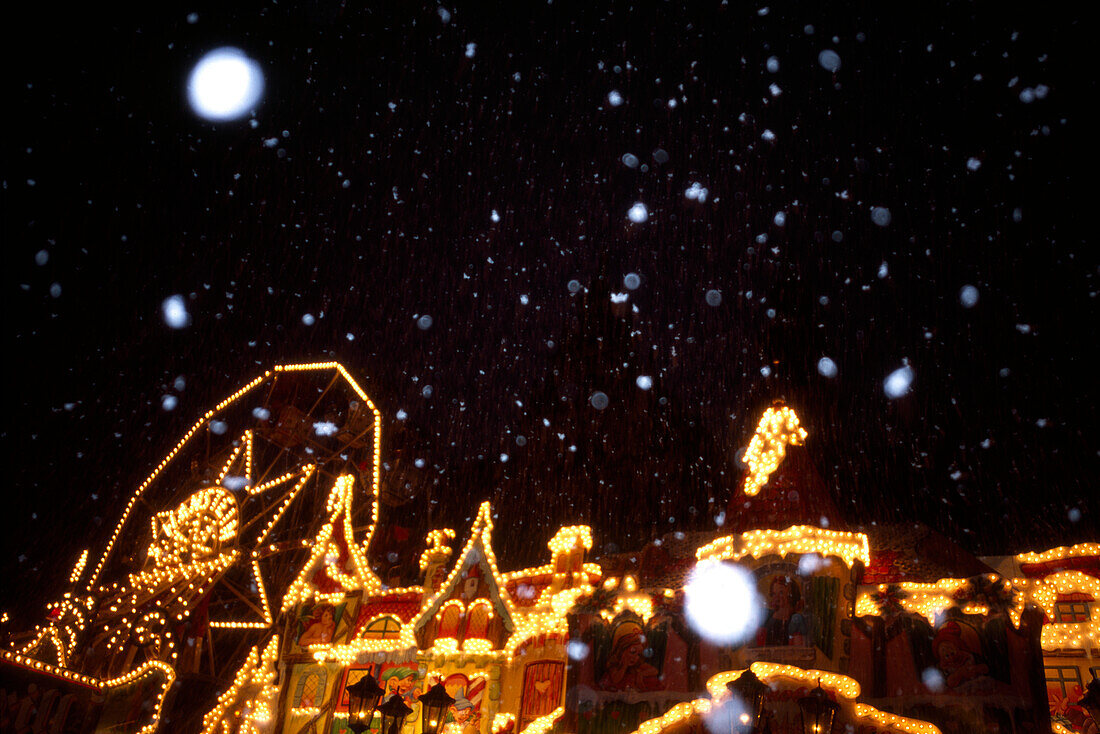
[1016,542,1100,566]
[627,666,942,734]
[851,704,942,734]
[200,635,281,734]
[1014,570,1100,651]
[421,528,457,570]
[517,706,564,734]
[548,525,593,554]
[597,575,654,623]
[492,713,517,734]
[856,578,1028,627]
[69,549,89,584]
[706,664,861,701]
[148,487,239,567]
[696,525,870,568]
[629,700,712,734]
[1,649,100,687]
[741,405,807,496]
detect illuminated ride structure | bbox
[6,363,384,730]
[1,364,1096,734]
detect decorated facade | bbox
[1,364,1094,734]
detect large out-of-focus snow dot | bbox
[966,157,982,172]
[636,375,653,390]
[162,295,190,329]
[210,420,228,435]
[623,273,642,290]
[705,289,722,307]
[766,55,780,73]
[302,313,315,326]
[817,357,838,378]
[607,90,623,107]
[884,365,914,398]
[704,695,751,734]
[187,47,265,121]
[161,395,178,411]
[252,407,271,421]
[959,285,980,308]
[818,49,841,72]
[684,561,763,645]
[567,279,582,294]
[627,202,649,223]
[417,314,433,330]
[621,153,639,168]
[566,640,590,661]
[922,668,946,692]
[871,206,892,227]
[590,391,609,410]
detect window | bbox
[437,603,463,639]
[1045,666,1082,697]
[361,615,402,640]
[1053,601,1091,622]
[465,601,491,640]
[295,667,328,707]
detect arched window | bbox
[361,615,403,640]
[437,602,463,639]
[464,600,492,640]
[295,666,328,707]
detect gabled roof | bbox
[409,502,517,636]
[281,474,379,610]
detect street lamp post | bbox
[378,693,415,734]
[419,681,457,734]
[797,682,839,734]
[345,674,386,734]
[726,669,769,733]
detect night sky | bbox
[3,1,1095,624]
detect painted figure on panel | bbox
[443,674,485,734]
[758,574,809,647]
[299,605,338,646]
[596,621,663,692]
[382,666,422,708]
[933,620,990,692]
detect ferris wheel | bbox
[21,363,386,690]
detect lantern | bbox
[345,674,385,734]
[419,681,456,734]
[378,693,415,734]
[798,683,839,734]
[726,669,768,733]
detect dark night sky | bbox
[3,2,1096,623]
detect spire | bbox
[724,406,846,534]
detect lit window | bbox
[361,615,402,640]
[1045,666,1083,697]
[1053,601,1091,622]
